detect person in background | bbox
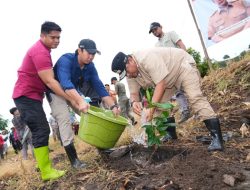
[49,113,61,144]
[9,127,22,154]
[0,133,5,159]
[72,121,80,136]
[103,84,117,109]
[0,131,8,159]
[47,38,120,169]
[111,77,137,126]
[105,84,117,104]
[149,22,191,124]
[12,21,84,180]
[111,48,224,152]
[10,107,34,160]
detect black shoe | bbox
[64,143,87,169]
[178,110,191,124]
[204,118,224,151]
[72,158,86,169]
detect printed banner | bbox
[191,0,250,47]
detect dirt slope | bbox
[0,56,249,190]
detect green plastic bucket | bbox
[78,106,129,149]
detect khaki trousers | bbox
[162,69,217,121]
[49,93,74,146]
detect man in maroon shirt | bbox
[12,21,89,181]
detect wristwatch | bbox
[110,104,118,110]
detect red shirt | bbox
[0,135,4,148]
[12,40,52,101]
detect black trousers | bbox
[14,96,50,148]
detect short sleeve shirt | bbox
[127,48,195,94]
[12,40,52,101]
[155,31,180,48]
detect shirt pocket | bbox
[214,18,225,31]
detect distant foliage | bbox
[186,47,250,78]
[0,116,8,130]
[187,47,210,77]
[187,47,201,64]
[223,55,230,60]
[240,51,247,58]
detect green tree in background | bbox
[187,47,210,77]
[187,47,201,64]
[240,50,246,58]
[0,115,8,130]
[223,55,230,60]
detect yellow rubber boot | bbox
[34,146,65,181]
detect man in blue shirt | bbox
[47,39,119,169]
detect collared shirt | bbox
[208,0,250,39]
[53,53,108,98]
[155,31,180,48]
[126,47,195,95]
[12,40,52,101]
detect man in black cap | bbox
[47,39,120,169]
[111,48,224,152]
[111,77,137,125]
[149,22,190,124]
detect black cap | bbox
[111,77,117,84]
[111,52,128,80]
[78,39,101,55]
[149,22,161,33]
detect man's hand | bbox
[78,101,90,113]
[110,104,120,117]
[69,99,78,109]
[111,106,120,117]
[132,102,143,115]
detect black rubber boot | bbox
[161,117,178,142]
[204,118,224,151]
[178,110,191,124]
[64,143,86,169]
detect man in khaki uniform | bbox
[149,22,190,124]
[208,0,250,43]
[111,48,224,151]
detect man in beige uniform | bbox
[111,48,223,151]
[208,0,250,43]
